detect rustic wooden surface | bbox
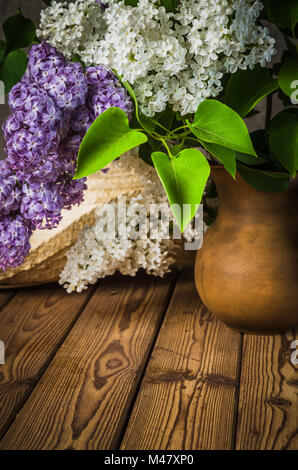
[0,268,297,450]
[0,285,95,440]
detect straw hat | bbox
[0,161,194,288]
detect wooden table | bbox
[0,269,296,450]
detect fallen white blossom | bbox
[59,153,204,293]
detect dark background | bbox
[0,0,285,159]
[0,0,43,27]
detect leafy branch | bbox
[0,9,36,94]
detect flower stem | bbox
[161,138,172,159]
[168,125,188,135]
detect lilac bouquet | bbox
[0,41,132,270]
[1,0,297,276]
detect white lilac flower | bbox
[59,152,205,293]
[38,0,276,117]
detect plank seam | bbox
[116,269,180,450]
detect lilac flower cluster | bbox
[0,41,132,271]
[86,67,133,119]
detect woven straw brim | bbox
[0,166,194,288]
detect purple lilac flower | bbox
[94,0,109,12]
[20,182,64,229]
[8,82,30,112]
[28,42,87,112]
[0,166,21,215]
[86,66,133,120]
[1,40,133,270]
[0,215,32,270]
[0,159,13,178]
[61,179,88,210]
[28,42,65,87]
[70,106,93,135]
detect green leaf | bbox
[119,0,178,10]
[0,40,5,66]
[237,163,290,193]
[152,149,210,231]
[74,107,148,179]
[138,143,153,166]
[267,1,291,29]
[290,0,298,34]
[269,110,298,177]
[250,130,271,160]
[3,13,35,53]
[138,136,160,166]
[154,106,175,134]
[188,100,256,156]
[201,141,236,178]
[259,0,270,19]
[0,49,28,93]
[236,152,268,167]
[267,0,298,33]
[71,54,84,65]
[170,144,183,156]
[279,58,298,104]
[160,0,178,12]
[225,65,279,117]
[122,0,139,5]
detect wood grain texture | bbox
[236,330,298,450]
[0,272,177,450]
[121,268,242,450]
[0,291,16,312]
[0,285,94,439]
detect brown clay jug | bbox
[195,167,298,333]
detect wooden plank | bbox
[0,284,94,440]
[121,268,242,450]
[0,271,177,450]
[235,331,298,450]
